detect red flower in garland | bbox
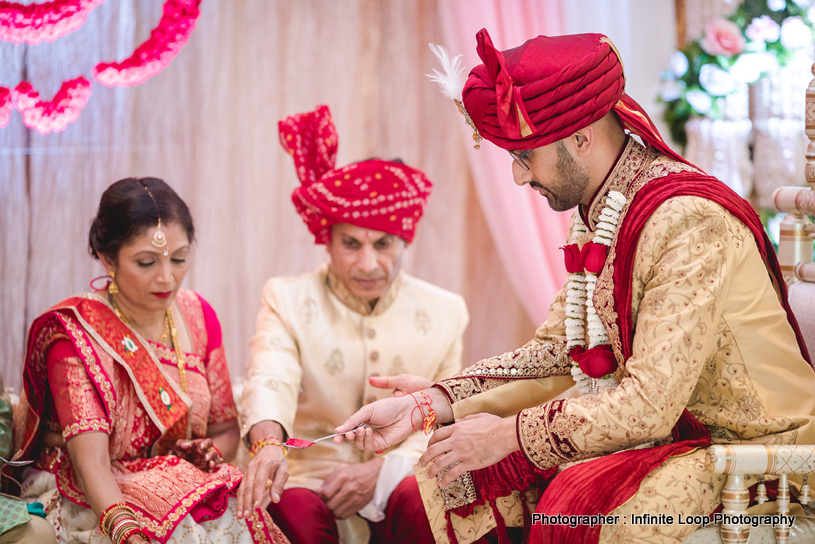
[0,0,105,45]
[580,241,609,274]
[561,244,582,274]
[569,345,618,379]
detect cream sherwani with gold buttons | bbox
[240,264,468,518]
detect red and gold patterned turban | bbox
[279,105,433,244]
[461,29,685,163]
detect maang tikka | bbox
[142,184,169,255]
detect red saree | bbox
[6,290,287,544]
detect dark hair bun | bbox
[89,177,194,260]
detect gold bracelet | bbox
[250,437,287,457]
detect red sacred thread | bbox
[409,391,436,435]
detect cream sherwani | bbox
[420,138,815,544]
[240,265,468,518]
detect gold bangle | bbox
[250,437,287,457]
[100,504,136,537]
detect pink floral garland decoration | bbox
[0,0,202,134]
[0,0,105,45]
[93,0,202,87]
[0,87,12,128]
[11,77,92,134]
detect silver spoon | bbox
[283,424,369,449]
[0,455,34,467]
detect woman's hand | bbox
[170,438,222,471]
[126,534,150,544]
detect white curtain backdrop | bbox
[0,0,678,394]
[0,0,542,393]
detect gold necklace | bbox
[166,309,188,393]
[109,295,187,393]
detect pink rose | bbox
[701,17,745,57]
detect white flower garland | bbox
[566,191,626,394]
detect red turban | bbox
[279,105,433,244]
[462,29,685,163]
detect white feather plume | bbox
[427,43,466,102]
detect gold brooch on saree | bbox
[159,387,173,411]
[121,335,138,356]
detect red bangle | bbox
[118,525,142,544]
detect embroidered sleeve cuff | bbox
[62,418,111,440]
[517,400,590,470]
[437,342,572,404]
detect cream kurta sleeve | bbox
[517,197,741,469]
[240,278,301,440]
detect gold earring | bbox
[108,271,119,295]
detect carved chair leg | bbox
[720,473,750,544]
[776,474,790,544]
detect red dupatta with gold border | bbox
[5,292,278,544]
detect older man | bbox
[336,30,815,544]
[237,105,468,544]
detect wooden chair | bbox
[690,63,815,544]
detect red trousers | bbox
[267,475,435,544]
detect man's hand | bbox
[333,395,414,451]
[369,374,433,397]
[237,422,288,519]
[170,438,222,472]
[335,388,454,451]
[317,458,384,519]
[418,413,519,487]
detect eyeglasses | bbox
[509,149,532,171]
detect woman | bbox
[5,178,288,544]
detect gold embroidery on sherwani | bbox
[299,297,318,324]
[389,355,406,375]
[585,137,655,231]
[518,400,590,470]
[324,348,345,376]
[415,309,431,334]
[599,450,726,544]
[594,152,701,365]
[326,267,401,316]
[436,342,573,403]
